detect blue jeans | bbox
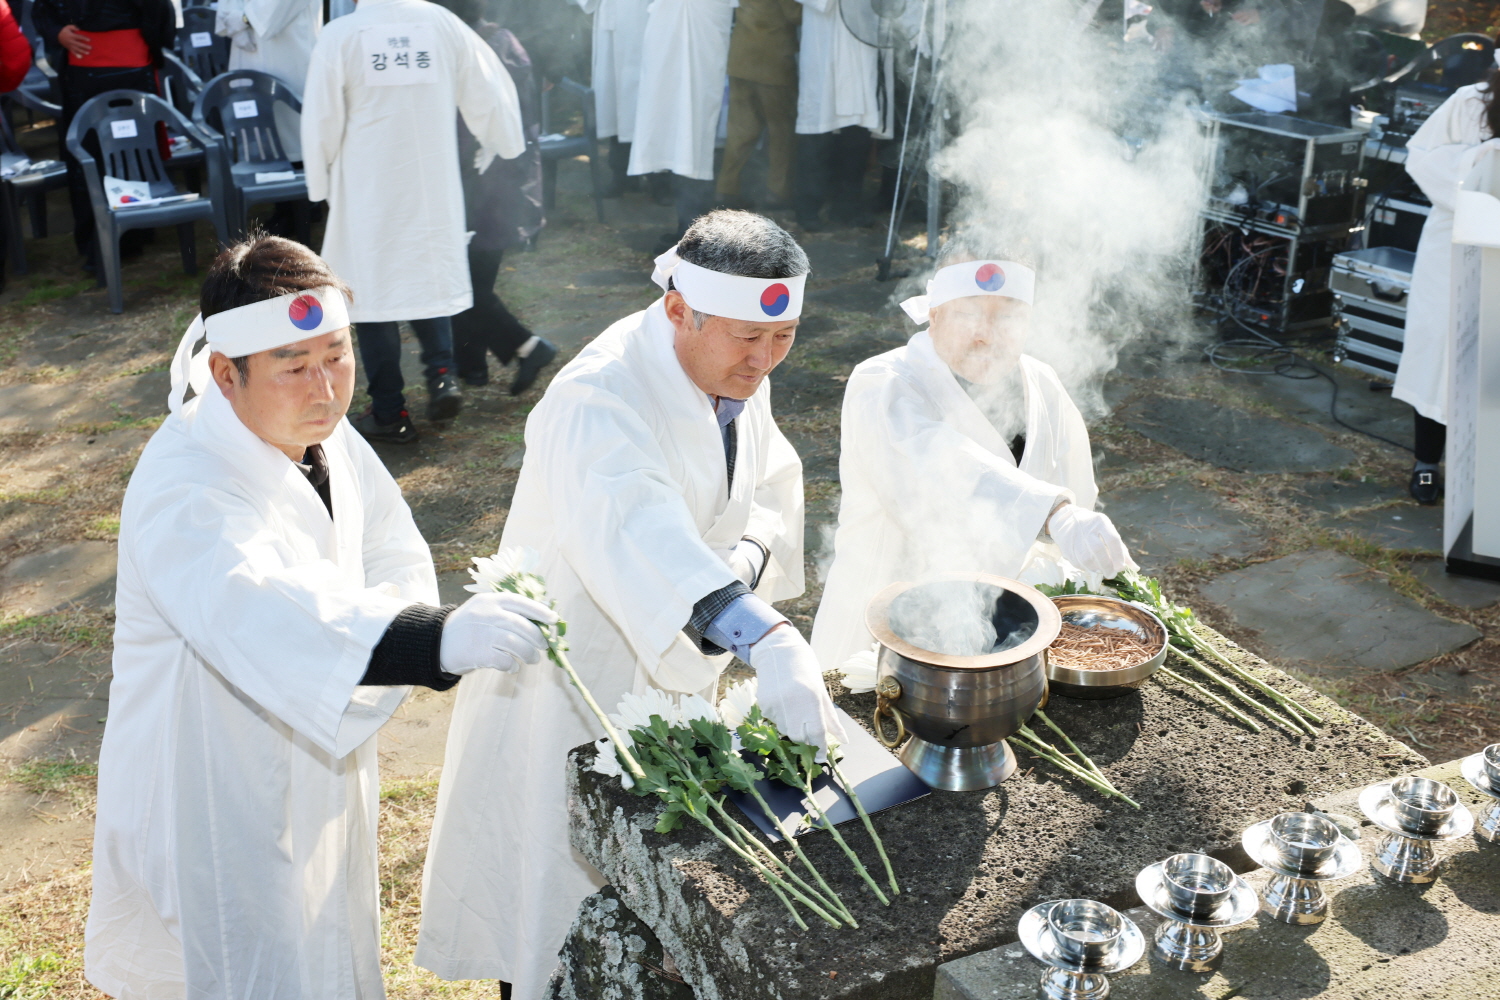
[356,318,456,424]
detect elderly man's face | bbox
[665,290,798,400]
[210,329,356,460]
[929,295,1032,385]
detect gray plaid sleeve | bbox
[684,581,752,655]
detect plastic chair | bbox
[176,6,230,81]
[11,2,59,122]
[192,69,307,243]
[65,90,223,313]
[0,111,65,275]
[538,76,603,223]
[158,51,208,180]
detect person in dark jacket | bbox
[31,0,175,268]
[439,0,557,396]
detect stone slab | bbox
[1099,481,1266,572]
[566,632,1420,1000]
[1225,364,1413,451]
[1410,558,1500,610]
[1119,396,1356,473]
[0,541,117,615]
[1329,504,1444,554]
[1285,476,1399,516]
[1199,550,1481,673]
[550,885,697,1000]
[936,757,1500,1000]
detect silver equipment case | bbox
[1330,246,1415,380]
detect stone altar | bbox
[561,631,1422,1000]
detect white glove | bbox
[725,538,767,588]
[749,625,849,754]
[439,592,556,676]
[1047,503,1139,577]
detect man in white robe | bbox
[1393,76,1496,503]
[812,250,1138,672]
[416,211,846,1000]
[792,0,892,229]
[573,0,650,193]
[216,0,323,160]
[627,0,734,242]
[85,236,554,1000]
[301,0,525,441]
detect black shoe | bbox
[461,371,489,388]
[352,408,418,444]
[510,340,557,396]
[427,371,463,422]
[1409,466,1441,505]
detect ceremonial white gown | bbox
[575,0,650,143]
[415,300,804,1000]
[224,0,322,159]
[85,382,437,1000]
[1394,83,1492,425]
[625,0,734,179]
[301,0,524,322]
[811,332,1097,673]
[794,0,892,136]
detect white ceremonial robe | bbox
[812,332,1097,673]
[301,0,524,322]
[415,300,804,1000]
[625,0,733,179]
[794,0,892,136]
[84,382,438,1000]
[575,0,650,143]
[1394,83,1492,426]
[226,0,322,159]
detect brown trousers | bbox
[717,77,797,202]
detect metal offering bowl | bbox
[867,573,1059,791]
[1045,595,1167,700]
[1459,748,1500,843]
[1135,857,1258,927]
[1135,857,1256,972]
[1018,898,1146,975]
[1242,814,1361,881]
[1359,779,1473,841]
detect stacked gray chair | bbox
[176,6,230,82]
[0,111,65,275]
[192,69,307,244]
[65,90,224,313]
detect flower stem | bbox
[774,747,890,906]
[1157,665,1262,731]
[1013,727,1141,809]
[550,645,645,781]
[1187,626,1323,730]
[1168,643,1303,734]
[1032,710,1108,783]
[691,811,843,929]
[742,786,855,924]
[826,753,900,897]
[722,814,807,930]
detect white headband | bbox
[900,260,1036,325]
[651,245,805,322]
[168,287,351,413]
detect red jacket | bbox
[0,0,31,94]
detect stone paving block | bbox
[0,541,117,615]
[1119,396,1355,473]
[1225,364,1413,449]
[935,757,1500,1000]
[1099,481,1266,573]
[1285,476,1399,515]
[1199,549,1481,672]
[1409,558,1500,610]
[1328,503,1444,553]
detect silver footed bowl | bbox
[1242,813,1362,881]
[1359,778,1474,841]
[1046,595,1168,700]
[1018,899,1146,975]
[1135,857,1258,928]
[1460,745,1500,799]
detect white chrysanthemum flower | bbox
[589,737,633,789]
[840,646,879,694]
[717,677,759,728]
[465,545,540,593]
[678,694,720,725]
[611,688,683,735]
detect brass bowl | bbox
[1046,594,1167,699]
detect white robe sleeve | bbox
[453,18,525,169]
[135,484,412,759]
[348,430,440,604]
[243,0,308,41]
[531,381,741,664]
[299,35,345,204]
[846,371,1066,575]
[1406,88,1488,214]
[744,416,804,603]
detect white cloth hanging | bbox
[220,0,323,158]
[415,299,803,1000]
[811,331,1098,672]
[625,0,735,179]
[301,0,524,322]
[1395,83,1494,425]
[85,377,437,999]
[576,0,651,142]
[794,0,892,136]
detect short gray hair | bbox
[671,210,809,282]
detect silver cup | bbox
[1047,899,1124,970]
[1389,775,1459,836]
[1268,812,1341,876]
[1484,744,1500,789]
[1162,853,1234,920]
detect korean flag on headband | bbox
[760,283,790,318]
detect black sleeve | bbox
[360,603,462,690]
[140,0,177,61]
[30,0,66,50]
[682,581,751,656]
